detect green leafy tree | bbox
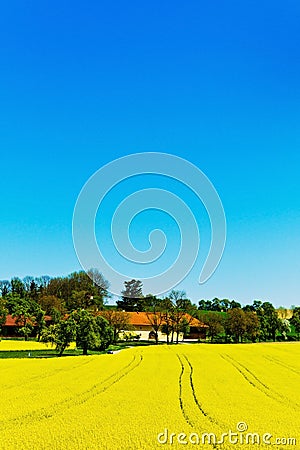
[245,311,260,342]
[69,290,93,311]
[12,297,35,340]
[220,299,230,311]
[11,278,26,298]
[101,310,130,343]
[198,311,224,342]
[256,302,281,341]
[72,310,113,355]
[68,270,109,311]
[94,315,114,350]
[0,280,11,297]
[179,318,190,340]
[144,295,164,344]
[198,298,240,312]
[0,298,8,336]
[291,307,300,340]
[35,275,51,292]
[161,323,171,343]
[23,276,34,293]
[49,307,62,324]
[168,290,194,344]
[38,295,64,315]
[72,309,100,355]
[44,277,70,302]
[160,298,174,344]
[198,299,212,311]
[41,316,76,356]
[225,308,247,343]
[44,270,108,312]
[229,300,242,309]
[211,298,222,312]
[9,296,45,341]
[34,307,46,341]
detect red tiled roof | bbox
[4,315,16,326]
[3,315,52,327]
[123,312,207,328]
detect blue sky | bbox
[0,1,299,306]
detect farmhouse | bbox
[123,311,207,341]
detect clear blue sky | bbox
[0,1,299,307]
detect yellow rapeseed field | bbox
[0,342,299,450]
[0,339,76,351]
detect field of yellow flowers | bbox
[0,342,299,449]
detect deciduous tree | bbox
[101,310,130,343]
[0,298,8,336]
[41,316,76,356]
[291,307,300,340]
[198,311,224,342]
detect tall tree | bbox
[179,318,190,340]
[229,300,242,309]
[34,306,46,341]
[41,310,113,356]
[87,268,110,298]
[144,295,164,344]
[244,311,260,342]
[44,270,109,312]
[11,278,25,298]
[101,310,130,343]
[11,297,36,341]
[94,315,114,350]
[198,311,224,342]
[38,295,64,315]
[168,290,194,344]
[220,299,230,311]
[211,298,222,312]
[0,298,8,335]
[35,275,51,291]
[72,309,101,356]
[256,302,281,341]
[41,316,76,356]
[198,299,212,311]
[225,308,247,343]
[117,279,144,311]
[0,280,11,297]
[160,297,174,344]
[291,307,300,340]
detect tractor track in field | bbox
[176,353,221,429]
[225,355,270,389]
[182,355,220,426]
[176,354,194,427]
[264,355,300,376]
[0,352,144,426]
[221,354,300,409]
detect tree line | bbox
[116,283,300,344]
[0,272,300,353]
[0,275,198,349]
[0,270,112,354]
[197,298,300,343]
